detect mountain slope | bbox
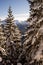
[0,20,30,34]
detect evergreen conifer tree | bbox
[23,0,43,65]
[4,6,21,47]
[3,7,22,64]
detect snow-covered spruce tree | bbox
[4,6,21,47]
[2,6,22,64]
[23,0,43,65]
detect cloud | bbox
[0,13,30,21]
[15,13,29,17]
[15,13,30,21]
[0,16,6,21]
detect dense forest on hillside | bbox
[0,0,43,65]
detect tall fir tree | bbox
[0,6,22,65]
[3,6,22,55]
[23,0,43,65]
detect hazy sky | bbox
[0,0,30,21]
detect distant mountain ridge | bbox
[0,20,30,34]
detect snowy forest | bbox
[0,0,43,65]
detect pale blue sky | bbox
[0,0,30,21]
